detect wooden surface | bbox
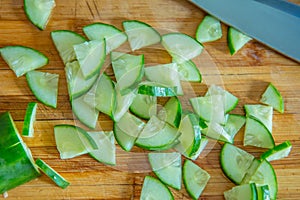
[1,0,300,199]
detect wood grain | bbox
[1,0,300,199]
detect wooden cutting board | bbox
[1,0,300,199]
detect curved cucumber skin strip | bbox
[140,176,174,200]
[158,96,182,128]
[35,158,70,189]
[138,82,177,97]
[0,45,48,77]
[22,102,38,137]
[0,112,40,194]
[260,140,292,162]
[228,27,252,55]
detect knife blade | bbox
[190,0,300,62]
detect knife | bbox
[189,0,300,62]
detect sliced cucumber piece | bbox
[22,102,38,137]
[256,185,271,200]
[244,117,275,149]
[93,73,116,117]
[83,22,127,54]
[190,94,225,124]
[111,52,144,95]
[189,136,209,160]
[224,183,258,200]
[202,121,232,143]
[158,96,182,128]
[26,70,59,108]
[24,0,55,30]
[220,143,255,184]
[148,152,182,190]
[196,15,222,43]
[172,59,202,82]
[260,83,284,113]
[246,159,278,200]
[123,20,161,51]
[35,158,70,189]
[0,45,48,77]
[138,81,177,97]
[129,94,157,120]
[242,159,262,185]
[73,40,106,79]
[244,104,273,134]
[113,112,145,152]
[112,85,136,122]
[51,30,86,64]
[87,131,116,165]
[205,84,239,113]
[174,112,201,157]
[145,63,183,95]
[54,124,97,159]
[183,159,210,200]
[162,33,203,63]
[223,114,246,143]
[65,60,99,100]
[140,176,174,200]
[71,92,99,129]
[135,115,180,150]
[228,27,252,55]
[260,140,292,162]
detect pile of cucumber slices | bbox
[0,2,292,199]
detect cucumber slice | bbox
[172,59,202,82]
[158,96,182,128]
[24,0,55,30]
[26,70,59,108]
[140,176,174,200]
[205,84,239,113]
[54,124,97,159]
[223,114,246,143]
[87,131,116,165]
[111,52,144,95]
[148,152,182,190]
[190,94,225,124]
[189,136,209,160]
[256,185,271,200]
[22,102,38,137]
[51,30,86,64]
[138,81,177,97]
[183,159,210,200]
[228,27,252,55]
[162,33,203,63]
[220,143,255,184]
[242,159,262,185]
[65,60,99,100]
[123,20,161,51]
[113,112,145,152]
[83,22,127,54]
[129,94,157,120]
[174,112,201,157]
[244,104,273,134]
[93,73,116,117]
[260,83,284,113]
[145,63,183,95]
[0,45,48,77]
[202,121,232,143]
[112,85,136,122]
[224,183,258,200]
[260,140,292,162]
[246,160,278,200]
[196,15,222,43]
[35,158,70,189]
[73,40,106,79]
[244,117,275,149]
[135,115,180,150]
[71,92,99,129]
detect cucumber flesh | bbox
[26,70,59,108]
[140,176,174,200]
[83,22,127,54]
[22,102,38,137]
[24,0,55,30]
[0,45,48,77]
[223,114,246,142]
[172,59,202,82]
[260,83,284,113]
[260,140,292,162]
[224,183,258,200]
[123,20,161,51]
[129,94,157,120]
[228,27,252,55]
[190,137,209,160]
[202,121,232,143]
[148,152,182,190]
[196,15,222,43]
[138,81,177,97]
[158,96,182,128]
